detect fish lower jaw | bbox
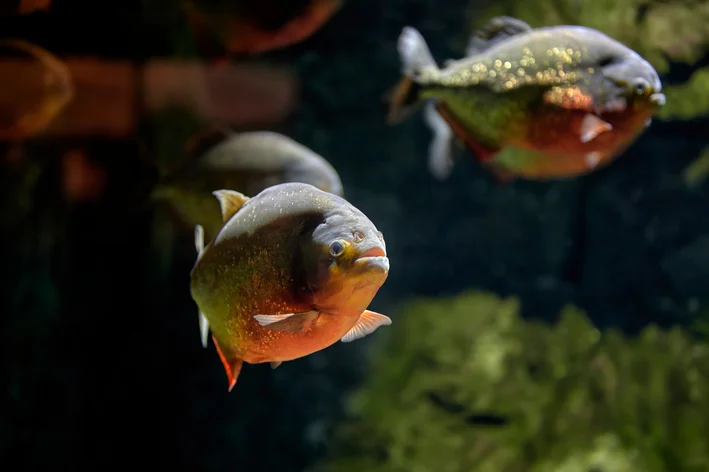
[649,93,665,106]
[352,256,390,274]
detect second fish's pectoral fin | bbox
[212,335,243,392]
[212,190,250,223]
[270,361,282,369]
[253,311,319,333]
[434,102,500,163]
[579,114,613,143]
[341,310,392,343]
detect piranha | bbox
[151,130,344,241]
[190,182,391,390]
[0,39,73,141]
[386,16,666,181]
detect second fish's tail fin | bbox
[385,26,437,124]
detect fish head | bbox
[300,204,389,316]
[594,46,665,113]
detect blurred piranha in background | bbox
[151,129,344,240]
[183,0,342,56]
[386,16,666,181]
[0,39,73,140]
[190,183,391,390]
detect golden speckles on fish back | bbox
[438,33,589,93]
[543,85,594,110]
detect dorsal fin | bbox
[212,190,250,222]
[465,16,533,57]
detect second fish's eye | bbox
[329,240,346,257]
[632,79,648,95]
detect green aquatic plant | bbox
[313,291,709,472]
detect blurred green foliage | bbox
[314,291,709,472]
[467,0,709,120]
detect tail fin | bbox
[398,27,437,77]
[384,76,421,124]
[385,26,438,124]
[194,225,210,348]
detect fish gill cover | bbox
[313,291,709,472]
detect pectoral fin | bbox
[580,114,612,143]
[253,311,319,333]
[270,361,282,369]
[341,310,392,343]
[212,189,249,222]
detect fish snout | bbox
[359,245,386,258]
[352,242,389,275]
[649,93,666,106]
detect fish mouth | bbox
[352,246,389,274]
[359,246,387,258]
[649,93,666,106]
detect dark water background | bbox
[2,0,709,470]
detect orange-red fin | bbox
[384,76,421,124]
[434,102,499,163]
[579,114,613,143]
[341,310,392,343]
[212,335,243,392]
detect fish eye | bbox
[632,79,649,95]
[353,231,364,243]
[329,239,346,257]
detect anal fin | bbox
[434,102,500,163]
[212,335,243,392]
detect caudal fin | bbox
[398,27,437,78]
[194,225,210,348]
[385,27,438,124]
